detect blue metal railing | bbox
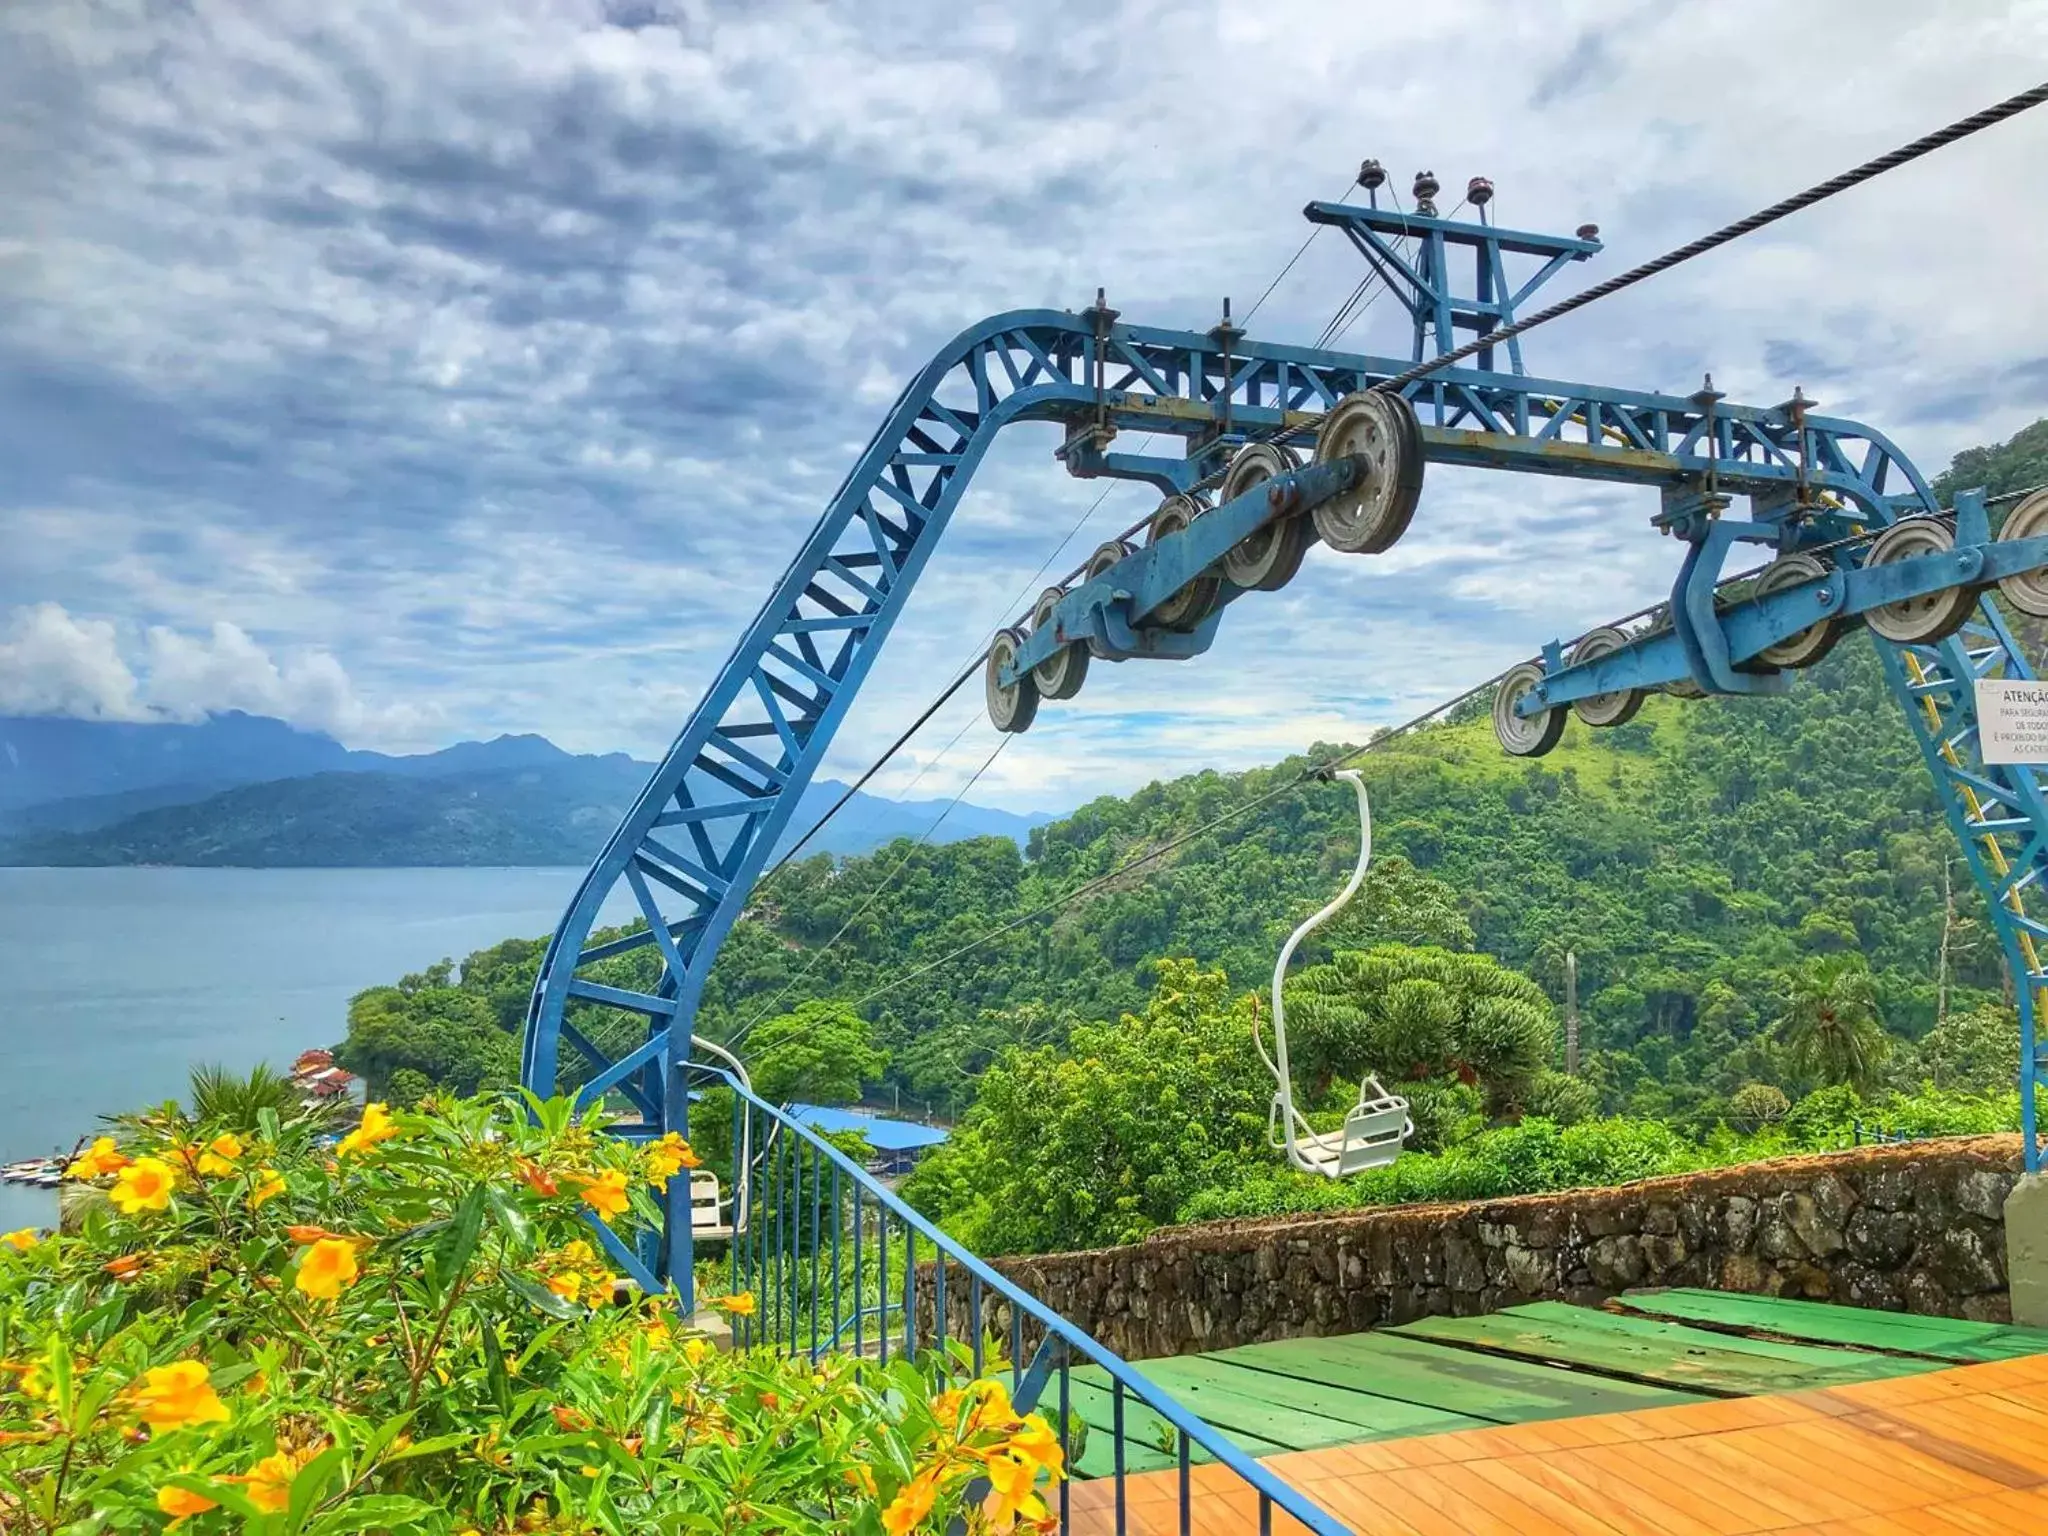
[693,1065,1353,1535]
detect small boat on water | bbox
[2,1156,66,1187]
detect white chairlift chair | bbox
[680,1035,760,1242]
[1251,769,1414,1178]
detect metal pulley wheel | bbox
[1311,391,1425,554]
[1218,441,1310,591]
[1862,518,1974,645]
[1494,661,1565,757]
[984,626,1039,734]
[1028,587,1088,700]
[1145,494,1223,630]
[1567,626,1644,728]
[1997,489,2048,617]
[1082,538,1135,658]
[1749,552,1843,669]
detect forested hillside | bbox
[336,421,2048,1251]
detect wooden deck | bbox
[1062,1291,2048,1533]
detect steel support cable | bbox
[1269,81,2048,448]
[834,482,2045,1016]
[1312,190,1449,353]
[768,185,1362,876]
[731,730,1014,1047]
[753,78,2048,908]
[769,465,1149,875]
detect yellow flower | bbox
[545,1270,583,1303]
[196,1133,244,1178]
[239,1450,299,1514]
[126,1362,229,1431]
[575,1168,631,1219]
[558,1239,595,1266]
[110,1157,178,1214]
[1,1228,39,1252]
[643,1132,702,1184]
[295,1237,360,1300]
[249,1166,287,1209]
[157,1483,219,1526]
[882,1470,937,1535]
[683,1337,712,1366]
[966,1379,1017,1432]
[337,1102,400,1158]
[1009,1414,1066,1480]
[980,1448,1048,1530]
[844,1464,878,1497]
[710,1290,756,1318]
[66,1136,129,1179]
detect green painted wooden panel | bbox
[1390,1302,1945,1395]
[1127,1354,1490,1443]
[1058,1373,1292,1478]
[1614,1288,2048,1363]
[1210,1330,1707,1421]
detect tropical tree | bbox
[1307,854,1476,957]
[901,959,1270,1254]
[748,1000,888,1106]
[1913,1002,2019,1094]
[1281,945,1556,1118]
[1775,952,1891,1090]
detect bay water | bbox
[0,866,636,1233]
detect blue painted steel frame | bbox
[526,201,2048,1307]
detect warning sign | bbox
[1978,680,2048,764]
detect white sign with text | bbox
[1977,679,2048,765]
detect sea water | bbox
[0,866,636,1232]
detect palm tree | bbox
[1775,953,1891,1091]
[187,1062,328,1132]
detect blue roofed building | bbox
[783,1102,949,1177]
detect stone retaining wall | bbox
[918,1136,2022,1363]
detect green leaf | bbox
[481,1318,514,1418]
[484,1182,535,1252]
[430,1185,488,1296]
[304,1495,439,1534]
[381,1430,474,1464]
[285,1443,347,1529]
[506,1272,584,1320]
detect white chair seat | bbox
[689,1169,735,1241]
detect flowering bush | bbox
[0,1093,1062,1533]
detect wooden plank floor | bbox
[1612,1287,2048,1363]
[1066,1352,2048,1534]
[1390,1302,1950,1396]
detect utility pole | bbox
[1938,857,1954,1029]
[1565,950,1580,1076]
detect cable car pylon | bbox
[524,112,2048,1295]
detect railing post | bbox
[666,1055,695,1315]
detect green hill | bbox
[335,420,2048,1233]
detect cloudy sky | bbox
[3,1,2046,812]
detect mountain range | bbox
[0,713,1053,866]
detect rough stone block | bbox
[2008,1171,2048,1327]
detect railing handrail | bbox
[697,1065,1354,1535]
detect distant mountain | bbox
[0,712,354,813]
[0,753,1054,868]
[0,713,621,832]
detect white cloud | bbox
[2,0,2046,805]
[141,619,438,742]
[0,602,440,745]
[0,603,146,720]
